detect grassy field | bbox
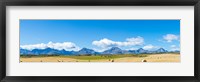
[20,53,180,62]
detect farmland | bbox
[20,53,180,62]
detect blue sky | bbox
[20,20,180,51]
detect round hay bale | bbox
[111,59,114,62]
[142,59,147,62]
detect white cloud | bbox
[170,45,180,51]
[163,34,179,42]
[143,44,158,50]
[20,43,47,50]
[170,45,176,48]
[92,36,144,48]
[20,41,80,51]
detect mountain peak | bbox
[136,48,147,54]
[156,48,167,53]
[158,48,164,50]
[45,47,54,50]
[138,48,144,50]
[78,48,96,55]
[80,48,93,51]
[110,47,121,50]
[102,47,123,54]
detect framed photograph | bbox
[1,0,200,82]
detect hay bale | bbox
[57,60,61,62]
[111,59,114,62]
[142,59,147,62]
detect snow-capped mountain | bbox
[20,47,174,55]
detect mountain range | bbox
[20,47,179,55]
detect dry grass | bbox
[20,53,180,62]
[114,54,180,62]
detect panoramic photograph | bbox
[20,20,180,62]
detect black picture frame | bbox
[0,0,200,82]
